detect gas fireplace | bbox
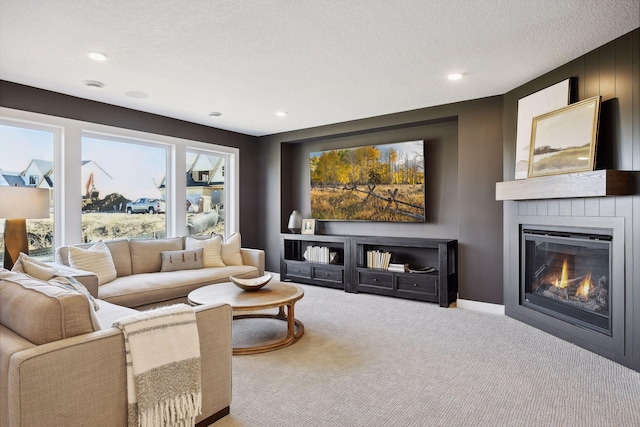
[522,227,612,335]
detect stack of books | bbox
[388,263,409,272]
[303,246,334,264]
[366,250,392,269]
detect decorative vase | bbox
[287,210,302,233]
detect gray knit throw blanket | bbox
[114,304,202,427]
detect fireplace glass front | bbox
[521,227,612,335]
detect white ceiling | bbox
[1,1,638,137]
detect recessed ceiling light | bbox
[125,91,149,99]
[208,112,222,117]
[83,80,104,89]
[88,52,107,61]
[447,73,463,81]
[275,111,288,117]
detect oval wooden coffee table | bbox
[188,281,304,355]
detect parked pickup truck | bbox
[125,198,166,214]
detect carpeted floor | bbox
[213,283,640,426]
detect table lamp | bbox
[0,187,50,270]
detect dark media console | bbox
[280,233,457,307]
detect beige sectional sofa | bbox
[0,235,266,427]
[56,235,264,309]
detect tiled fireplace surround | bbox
[503,196,632,368]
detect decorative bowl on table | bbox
[229,273,273,291]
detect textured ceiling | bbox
[1,1,638,137]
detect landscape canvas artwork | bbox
[309,140,425,222]
[528,96,600,178]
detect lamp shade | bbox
[0,187,50,219]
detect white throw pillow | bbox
[20,257,59,280]
[185,236,225,268]
[221,233,243,266]
[12,252,58,279]
[68,242,117,285]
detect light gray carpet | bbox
[214,283,640,426]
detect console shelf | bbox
[280,234,458,307]
[280,234,350,290]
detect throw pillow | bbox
[221,233,244,266]
[185,236,225,268]
[160,248,204,272]
[12,252,59,280]
[68,242,117,285]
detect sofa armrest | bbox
[241,248,265,276]
[7,328,128,426]
[193,303,232,423]
[47,262,100,298]
[6,303,232,427]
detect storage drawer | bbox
[313,266,343,283]
[358,270,393,289]
[397,274,438,296]
[285,262,312,279]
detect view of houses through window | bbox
[0,123,55,263]
[81,135,168,243]
[184,150,226,239]
[1,116,233,266]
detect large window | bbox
[0,121,55,263]
[81,134,168,242]
[0,107,239,255]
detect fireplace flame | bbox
[576,273,592,298]
[555,258,570,288]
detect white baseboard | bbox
[456,298,505,315]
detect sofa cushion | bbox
[68,242,117,285]
[104,239,133,277]
[130,237,183,274]
[98,265,258,308]
[93,299,140,328]
[221,233,244,266]
[0,270,99,345]
[185,236,225,268]
[160,248,204,272]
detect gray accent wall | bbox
[259,96,504,304]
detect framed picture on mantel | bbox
[527,96,600,178]
[514,78,571,179]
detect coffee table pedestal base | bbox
[233,305,304,355]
